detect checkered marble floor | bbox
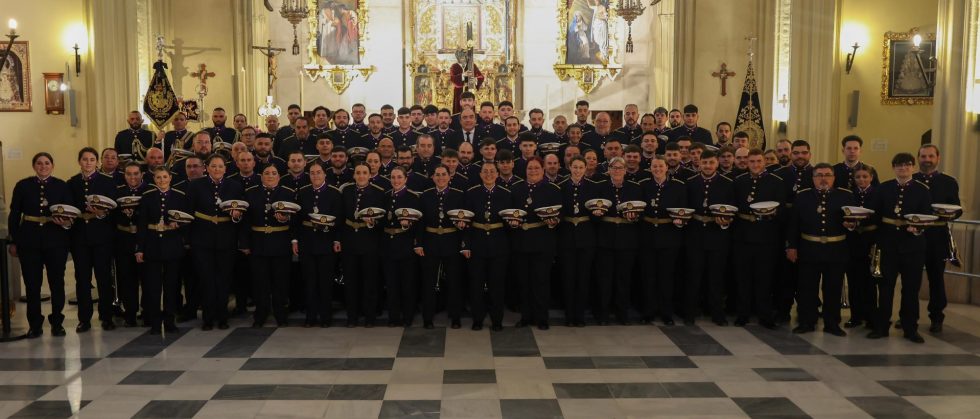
[4,300,980,419]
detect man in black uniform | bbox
[274,104,302,154]
[326,108,359,148]
[294,161,343,327]
[616,104,643,139]
[429,108,461,153]
[450,91,477,130]
[867,153,932,343]
[205,107,240,144]
[350,114,389,151]
[254,133,288,175]
[476,102,505,140]
[527,108,557,144]
[495,116,522,152]
[571,100,595,133]
[412,134,442,176]
[667,104,714,144]
[228,151,260,314]
[350,103,368,134]
[773,139,814,323]
[664,142,696,181]
[339,163,387,327]
[785,163,855,336]
[114,111,155,162]
[389,107,420,149]
[167,112,194,151]
[582,112,623,153]
[115,162,150,327]
[380,104,397,133]
[278,117,317,159]
[310,106,332,139]
[833,135,880,190]
[914,144,961,333]
[733,149,784,328]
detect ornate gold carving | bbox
[553,0,623,94]
[302,0,375,93]
[881,27,935,105]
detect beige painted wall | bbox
[837,0,937,176]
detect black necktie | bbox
[466,132,472,143]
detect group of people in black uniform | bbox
[9,95,961,345]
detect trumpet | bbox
[870,244,883,279]
[946,228,962,268]
[841,277,850,308]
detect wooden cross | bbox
[252,40,286,94]
[190,63,216,98]
[711,63,736,96]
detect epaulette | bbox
[636,177,650,184]
[719,174,733,182]
[227,172,241,179]
[547,182,561,190]
[370,183,385,191]
[142,188,158,195]
[670,178,686,185]
[796,188,812,193]
[627,180,642,186]
[838,188,852,193]
[116,184,127,190]
[510,179,526,186]
[557,178,568,186]
[915,180,930,189]
[456,172,469,179]
[173,180,187,187]
[686,174,700,181]
[172,188,186,195]
[422,187,435,193]
[770,173,784,181]
[339,182,354,191]
[245,185,259,191]
[328,185,342,193]
[406,190,421,197]
[498,185,512,193]
[467,184,482,192]
[282,186,296,193]
[298,184,311,190]
[449,187,463,193]
[98,172,114,179]
[735,172,749,179]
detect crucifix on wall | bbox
[189,63,216,102]
[711,63,736,96]
[252,39,286,94]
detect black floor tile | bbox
[500,399,564,419]
[269,384,333,400]
[847,396,934,418]
[397,327,447,358]
[443,369,497,384]
[607,383,670,398]
[753,368,817,382]
[379,400,441,419]
[676,344,733,356]
[733,397,810,418]
[835,354,980,367]
[119,370,184,385]
[107,328,188,358]
[241,357,394,370]
[211,384,277,400]
[591,356,646,369]
[543,357,595,369]
[553,383,613,399]
[0,385,60,401]
[744,325,826,355]
[661,382,727,398]
[491,327,541,357]
[203,327,275,358]
[132,400,207,418]
[933,326,980,353]
[327,384,387,400]
[0,358,100,371]
[10,400,90,418]
[879,380,980,396]
[641,356,697,368]
[660,326,732,356]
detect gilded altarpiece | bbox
[407,0,523,111]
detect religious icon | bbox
[0,41,31,112]
[316,0,361,65]
[882,29,935,105]
[563,0,610,65]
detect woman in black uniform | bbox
[381,166,422,327]
[557,156,599,327]
[295,161,343,327]
[844,163,878,329]
[339,162,386,327]
[640,156,688,325]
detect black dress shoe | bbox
[252,321,265,328]
[51,326,66,337]
[471,322,483,331]
[423,322,434,329]
[303,322,314,328]
[148,328,161,335]
[639,318,651,325]
[618,319,632,326]
[734,317,748,327]
[364,320,374,328]
[844,319,862,329]
[683,318,695,326]
[866,330,887,339]
[387,320,399,328]
[759,320,777,330]
[201,323,213,331]
[538,323,550,331]
[792,325,815,334]
[217,322,229,330]
[514,320,529,328]
[164,323,179,333]
[713,318,729,327]
[662,317,675,326]
[929,322,943,333]
[451,320,461,329]
[26,328,43,339]
[346,320,357,328]
[904,333,925,343]
[76,322,91,333]
[321,320,331,328]
[102,321,116,331]
[894,320,902,329]
[491,324,503,332]
[824,327,847,337]
[575,322,586,328]
[124,319,138,328]
[277,321,289,328]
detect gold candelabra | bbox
[279,0,309,55]
[617,0,646,53]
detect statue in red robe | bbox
[450,51,484,114]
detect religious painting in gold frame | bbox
[881,28,934,105]
[304,0,375,93]
[407,0,522,111]
[0,41,32,112]
[554,0,622,94]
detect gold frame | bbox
[880,27,935,105]
[303,0,375,93]
[0,41,32,112]
[554,0,622,94]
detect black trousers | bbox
[115,242,140,323]
[196,249,235,324]
[142,259,181,329]
[343,253,380,322]
[844,244,874,323]
[559,248,595,324]
[233,250,252,311]
[179,251,199,318]
[873,250,925,335]
[513,250,555,325]
[735,242,776,322]
[641,247,679,319]
[685,248,727,321]
[301,252,336,323]
[924,253,948,324]
[775,250,798,318]
[73,243,114,324]
[250,255,292,324]
[797,261,844,327]
[469,255,508,325]
[383,256,418,324]
[19,247,68,329]
[596,248,637,322]
[422,254,463,323]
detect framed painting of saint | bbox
[554,0,621,94]
[881,29,934,105]
[315,0,361,65]
[0,41,32,112]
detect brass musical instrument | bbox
[841,277,850,308]
[131,136,148,163]
[870,244,883,279]
[946,228,962,268]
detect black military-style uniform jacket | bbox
[733,171,786,244]
[240,184,296,257]
[462,162,483,182]
[668,166,697,182]
[463,183,512,258]
[625,170,651,183]
[868,179,933,255]
[786,187,856,263]
[369,174,392,191]
[339,182,387,255]
[277,135,317,159]
[596,179,643,250]
[508,179,562,254]
[205,125,239,144]
[67,172,118,247]
[476,121,505,140]
[324,126,359,148]
[497,175,524,190]
[557,176,601,250]
[666,124,713,145]
[281,172,311,191]
[136,187,189,261]
[351,132,388,151]
[9,176,72,250]
[418,186,465,257]
[616,124,643,140]
[775,164,814,207]
[381,187,422,259]
[100,168,125,186]
[167,129,194,151]
[581,131,624,155]
[847,185,879,250]
[449,173,471,190]
[413,157,442,178]
[114,128,154,159]
[571,122,596,133]
[388,128,420,149]
[685,173,735,251]
[228,172,261,191]
[310,125,332,141]
[406,171,434,192]
[529,128,558,144]
[114,182,152,251]
[187,176,245,250]
[295,183,343,256]
[496,136,521,152]
[833,161,880,190]
[274,126,295,154]
[429,128,461,153]
[640,176,688,249]
[255,154,289,176]
[914,171,960,256]
[327,167,354,188]
[349,121,368,135]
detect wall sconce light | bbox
[844,43,859,74]
[911,33,936,87]
[63,23,87,76]
[73,44,80,76]
[0,19,19,74]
